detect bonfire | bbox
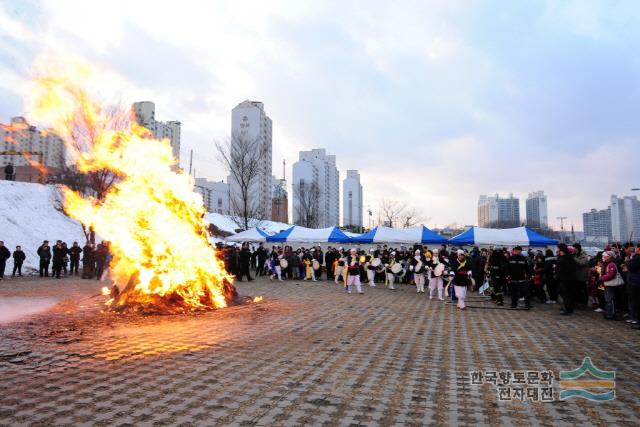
[25,58,240,314]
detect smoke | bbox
[0,297,58,324]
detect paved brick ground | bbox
[1,275,639,426]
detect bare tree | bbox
[379,198,407,228]
[43,88,127,243]
[379,198,428,228]
[293,180,321,228]
[400,207,429,228]
[215,133,268,230]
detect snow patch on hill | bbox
[0,181,295,271]
[0,181,85,271]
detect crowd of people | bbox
[0,239,112,281]
[218,241,640,328]
[2,237,638,329]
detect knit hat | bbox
[603,251,615,259]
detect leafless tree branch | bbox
[293,180,321,228]
[215,132,268,230]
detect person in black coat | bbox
[68,241,82,276]
[507,246,531,309]
[488,249,508,306]
[237,244,253,282]
[556,244,577,315]
[51,240,66,279]
[543,249,558,303]
[255,244,267,276]
[37,240,52,277]
[12,246,26,277]
[94,243,108,280]
[469,247,487,293]
[0,241,11,280]
[60,242,69,275]
[325,247,336,281]
[82,243,95,279]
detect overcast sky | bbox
[2,0,640,230]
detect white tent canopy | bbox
[267,226,351,243]
[226,227,271,243]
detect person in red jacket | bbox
[599,251,624,320]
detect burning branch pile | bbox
[26,59,237,314]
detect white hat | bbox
[350,248,357,253]
[457,249,465,255]
[369,248,375,252]
[415,249,421,254]
[432,249,439,254]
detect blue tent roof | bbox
[350,225,446,244]
[419,226,448,244]
[448,228,475,246]
[350,227,377,244]
[266,226,295,242]
[448,226,558,247]
[525,228,559,246]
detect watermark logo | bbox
[559,357,615,401]
[469,369,555,402]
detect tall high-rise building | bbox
[582,208,612,244]
[228,100,273,219]
[1,116,65,182]
[477,193,520,228]
[478,195,498,227]
[610,195,640,242]
[526,191,548,229]
[342,170,363,230]
[292,149,339,228]
[194,178,230,214]
[132,102,181,163]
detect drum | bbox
[434,263,445,277]
[415,260,423,273]
[391,263,403,274]
[312,260,320,270]
[371,258,382,267]
[279,258,288,269]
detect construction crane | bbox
[1,150,45,183]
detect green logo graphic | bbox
[559,357,615,401]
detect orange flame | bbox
[26,58,237,314]
[253,296,263,303]
[22,152,48,175]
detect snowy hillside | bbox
[204,212,291,235]
[0,181,86,272]
[0,181,295,272]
